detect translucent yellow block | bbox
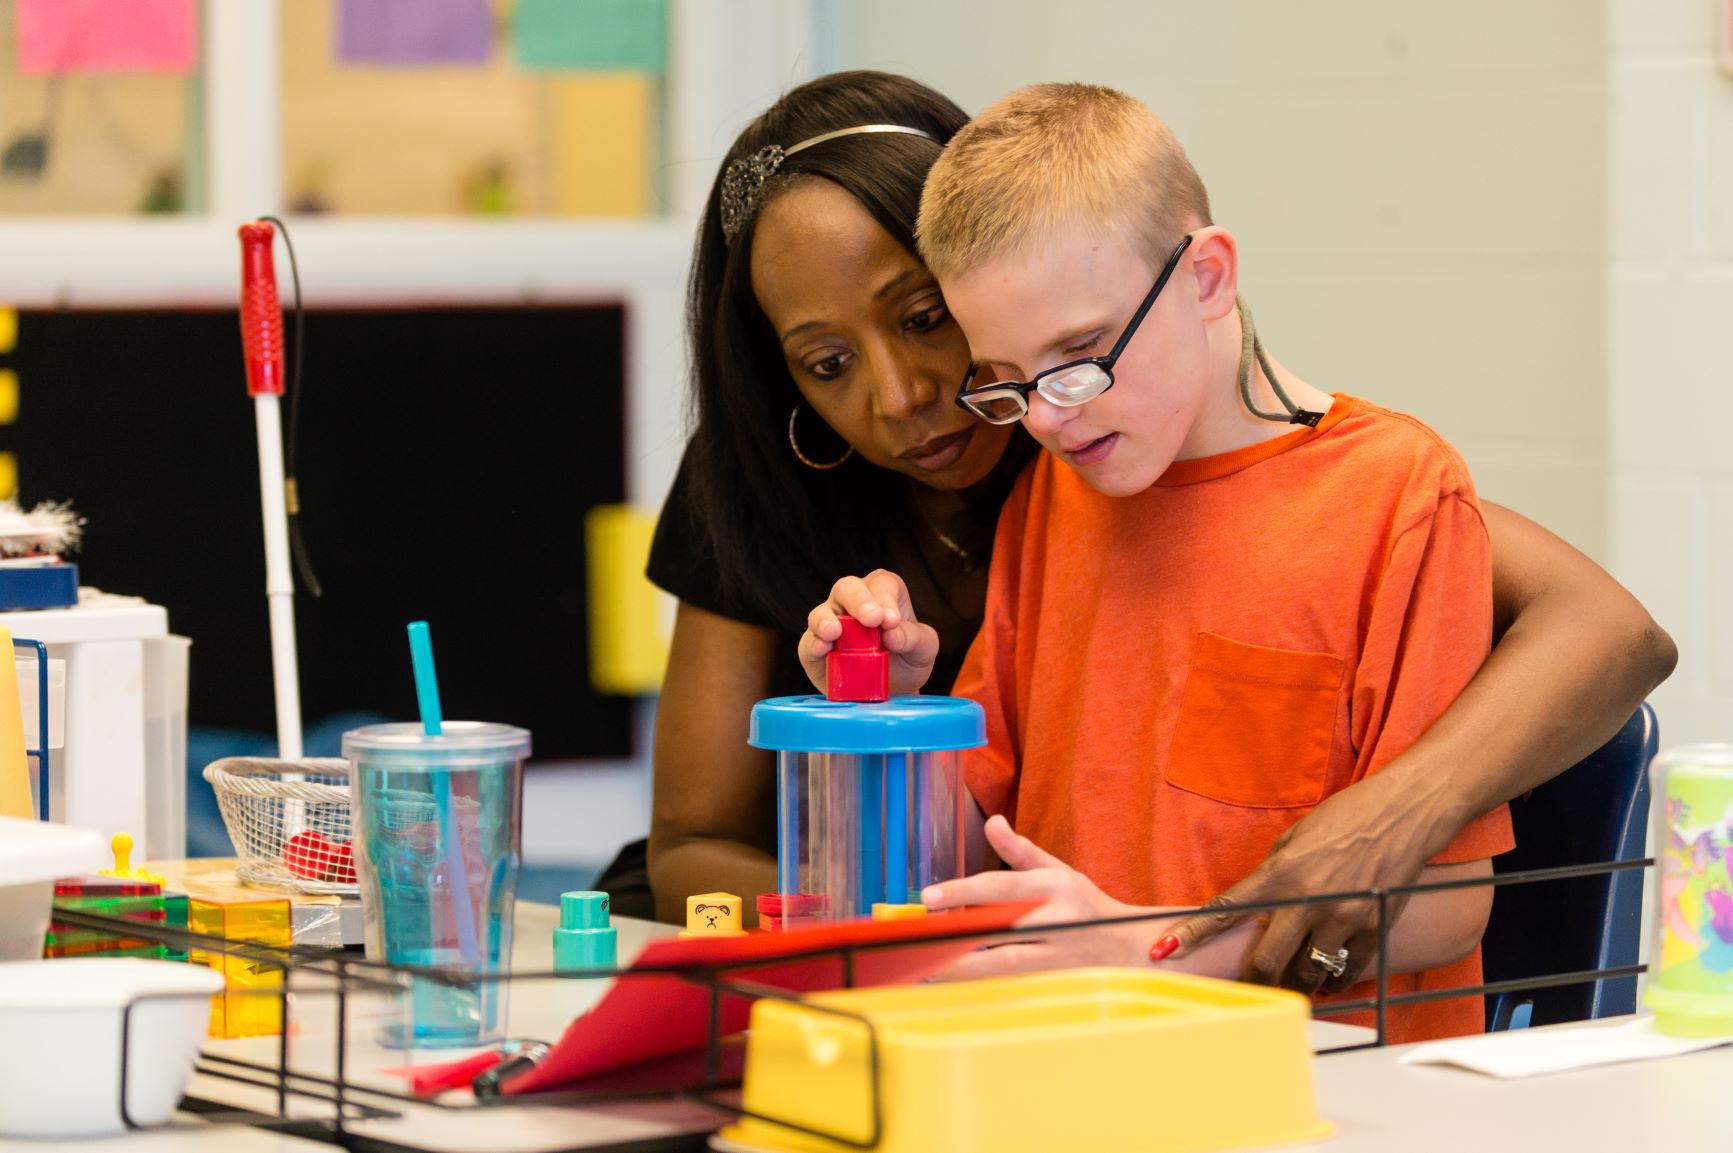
[871,903,927,922]
[719,968,1331,1153]
[0,308,15,354]
[187,897,292,1038]
[0,370,17,424]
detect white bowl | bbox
[0,957,224,1137]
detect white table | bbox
[1297,1016,1733,1151]
[0,1114,332,1152]
[2,591,186,859]
[181,908,1377,1153]
[27,897,1731,1153]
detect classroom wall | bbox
[1607,0,1733,748]
[822,0,1612,562]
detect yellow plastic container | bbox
[717,967,1331,1153]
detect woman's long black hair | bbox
[680,71,994,639]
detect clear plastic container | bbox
[750,695,983,921]
[1645,743,1733,1037]
[344,721,530,1048]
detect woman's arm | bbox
[646,602,783,924]
[1165,501,1677,990]
[922,817,1493,982]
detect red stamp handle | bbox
[238,221,285,398]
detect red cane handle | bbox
[238,221,285,398]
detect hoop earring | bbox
[788,403,854,470]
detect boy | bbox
[800,84,1511,1041]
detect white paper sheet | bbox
[1398,1016,1733,1078]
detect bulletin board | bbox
[5,304,632,759]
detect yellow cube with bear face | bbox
[679,892,747,939]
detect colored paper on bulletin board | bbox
[514,0,664,73]
[551,74,653,216]
[16,0,198,75]
[335,0,493,65]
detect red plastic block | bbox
[756,893,826,932]
[54,876,161,898]
[825,615,889,702]
[283,831,359,884]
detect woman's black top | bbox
[645,448,981,696]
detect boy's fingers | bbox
[821,570,914,632]
[825,576,887,627]
[984,815,1064,872]
[804,603,843,648]
[937,942,1052,982]
[885,621,940,666]
[922,869,1053,911]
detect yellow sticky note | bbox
[0,454,15,501]
[585,503,669,694]
[0,308,15,354]
[0,627,34,819]
[550,73,653,217]
[0,370,18,424]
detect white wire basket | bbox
[202,757,359,896]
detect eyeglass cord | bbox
[1235,296,1323,427]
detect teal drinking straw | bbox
[407,621,480,964]
[408,621,444,737]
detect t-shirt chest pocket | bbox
[1165,631,1344,809]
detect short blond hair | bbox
[917,83,1212,280]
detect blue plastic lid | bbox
[749,694,985,754]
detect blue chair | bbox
[1481,703,1656,1030]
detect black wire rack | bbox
[46,855,1655,1151]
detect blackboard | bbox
[6,304,632,760]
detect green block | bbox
[163,893,189,963]
[514,0,664,72]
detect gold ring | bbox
[1307,945,1350,978]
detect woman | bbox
[621,71,1674,992]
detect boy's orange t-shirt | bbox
[954,395,1514,1043]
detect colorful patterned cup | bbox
[1645,743,1733,1037]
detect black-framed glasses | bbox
[954,233,1194,425]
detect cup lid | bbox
[342,721,531,766]
[1654,743,1733,774]
[749,694,985,754]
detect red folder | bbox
[504,902,1035,1095]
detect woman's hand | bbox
[1160,768,1429,994]
[798,569,940,694]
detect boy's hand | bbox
[920,816,1150,979]
[798,569,939,695]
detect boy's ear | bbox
[1187,226,1238,322]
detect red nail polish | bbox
[1149,934,1180,962]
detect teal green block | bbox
[553,890,616,972]
[514,0,664,72]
